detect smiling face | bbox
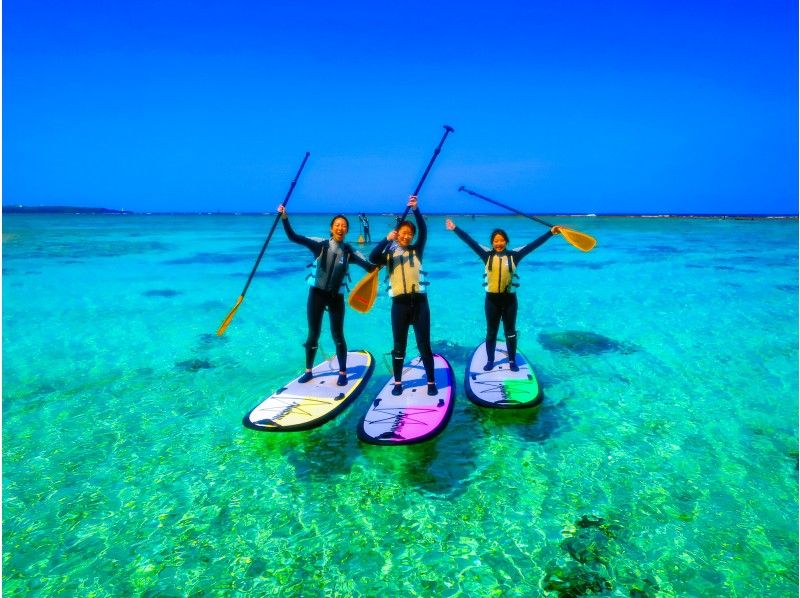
[396,223,415,247]
[492,233,508,253]
[330,217,349,242]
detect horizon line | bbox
[2,205,798,219]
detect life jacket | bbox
[385,244,428,297]
[483,253,519,293]
[306,239,351,293]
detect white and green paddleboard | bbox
[243,350,374,431]
[464,341,542,408]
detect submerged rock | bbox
[430,339,474,365]
[560,515,620,565]
[538,330,637,356]
[542,561,612,597]
[561,529,611,564]
[143,289,182,297]
[575,514,607,529]
[176,358,214,372]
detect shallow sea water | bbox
[3,213,798,596]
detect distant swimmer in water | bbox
[279,205,374,385]
[446,218,561,371]
[358,212,371,243]
[370,196,438,396]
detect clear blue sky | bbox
[4,0,798,214]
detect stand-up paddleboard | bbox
[465,341,542,408]
[357,354,455,445]
[243,350,374,431]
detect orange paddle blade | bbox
[217,295,244,335]
[559,227,597,252]
[348,270,379,313]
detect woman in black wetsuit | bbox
[446,218,561,371]
[369,196,437,396]
[278,205,374,385]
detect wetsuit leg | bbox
[327,292,347,371]
[484,293,502,366]
[410,295,435,383]
[501,294,519,366]
[391,298,412,382]
[305,288,326,369]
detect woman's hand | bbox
[407,195,418,210]
[551,225,561,235]
[387,230,398,242]
[445,219,456,231]
[277,205,288,220]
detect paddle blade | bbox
[357,234,365,245]
[348,270,379,313]
[560,227,597,252]
[217,295,244,335]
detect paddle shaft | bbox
[458,186,555,229]
[396,125,455,226]
[348,126,455,314]
[239,152,310,297]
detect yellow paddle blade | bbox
[560,227,597,252]
[216,295,244,336]
[357,235,365,245]
[348,269,379,313]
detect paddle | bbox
[457,186,597,252]
[348,125,455,313]
[216,152,311,336]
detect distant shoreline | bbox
[3,205,131,214]
[2,205,797,219]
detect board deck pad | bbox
[464,341,542,408]
[243,350,374,431]
[357,354,455,445]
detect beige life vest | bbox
[484,253,518,293]
[385,246,427,297]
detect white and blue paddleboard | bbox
[357,354,455,445]
[243,350,374,431]
[465,341,542,408]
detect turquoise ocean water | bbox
[3,213,798,596]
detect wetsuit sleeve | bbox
[453,226,491,261]
[349,248,374,271]
[512,231,555,263]
[369,239,391,264]
[282,217,322,254]
[413,207,427,260]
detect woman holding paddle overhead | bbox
[445,218,561,372]
[278,206,374,385]
[369,196,438,397]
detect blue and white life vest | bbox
[306,239,352,293]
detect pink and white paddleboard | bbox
[357,354,454,445]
